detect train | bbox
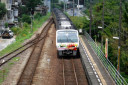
[52,8,79,57]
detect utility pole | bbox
[66,1,67,11]
[30,9,33,33]
[118,0,122,73]
[101,0,105,52]
[51,0,53,10]
[64,0,66,12]
[73,0,75,16]
[84,0,85,6]
[52,0,54,8]
[89,0,92,36]
[78,0,79,16]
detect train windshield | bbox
[57,31,78,43]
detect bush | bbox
[4,23,8,28]
[34,13,42,20]
[11,23,30,35]
[11,27,20,35]
[22,14,31,24]
[69,16,88,30]
[22,22,30,29]
[19,6,28,17]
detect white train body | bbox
[60,21,71,29]
[56,29,79,56]
[52,8,79,57]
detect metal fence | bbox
[83,31,128,85]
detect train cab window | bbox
[57,31,78,43]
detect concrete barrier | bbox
[79,43,100,85]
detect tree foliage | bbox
[124,3,128,25]
[18,0,43,23]
[22,14,31,24]
[0,2,6,19]
[69,0,128,81]
[52,0,64,10]
[92,0,128,80]
[23,0,42,14]
[18,6,29,17]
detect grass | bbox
[0,68,9,84]
[0,57,20,84]
[0,13,51,57]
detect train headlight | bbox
[75,44,78,47]
[60,44,66,47]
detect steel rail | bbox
[62,57,79,85]
[71,58,79,85]
[0,17,53,67]
[0,35,46,67]
[17,19,53,85]
[62,58,66,85]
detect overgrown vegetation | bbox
[0,13,51,57]
[70,0,128,82]
[51,0,66,10]
[0,57,20,84]
[21,14,31,24]
[69,16,89,30]
[21,0,43,15]
[0,0,50,84]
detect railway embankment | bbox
[79,35,115,85]
[0,14,51,85]
[0,13,51,57]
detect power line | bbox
[104,24,128,38]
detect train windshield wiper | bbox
[68,38,74,43]
[65,36,69,42]
[65,33,75,43]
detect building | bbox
[35,5,48,15]
[0,0,21,28]
[59,0,69,3]
[68,0,84,5]
[44,0,51,12]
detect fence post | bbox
[115,70,117,84]
[84,31,128,85]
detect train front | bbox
[56,30,79,57]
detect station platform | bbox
[79,35,115,85]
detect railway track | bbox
[17,18,53,85]
[0,17,53,67]
[62,57,88,85]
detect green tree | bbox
[0,2,7,19]
[53,0,59,3]
[70,0,128,81]
[23,0,42,14]
[22,14,31,24]
[18,6,29,17]
[124,3,128,24]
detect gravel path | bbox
[31,24,62,85]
